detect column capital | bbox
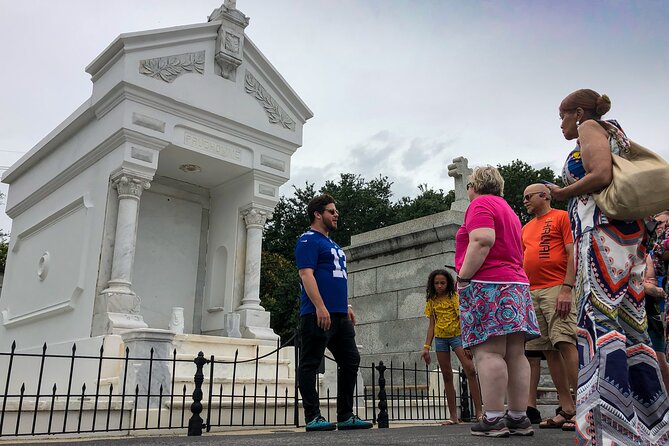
[241,206,272,229]
[112,173,151,200]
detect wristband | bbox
[457,276,471,283]
[423,344,431,350]
[562,283,574,289]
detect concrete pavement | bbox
[0,423,574,445]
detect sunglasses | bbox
[466,182,473,189]
[523,192,545,201]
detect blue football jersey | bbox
[295,230,348,316]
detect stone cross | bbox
[447,156,473,212]
[224,0,237,9]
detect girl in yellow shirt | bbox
[421,269,483,424]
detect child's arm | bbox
[421,315,436,365]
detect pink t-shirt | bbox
[455,195,528,283]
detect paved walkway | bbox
[1,423,574,446]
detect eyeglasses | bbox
[523,192,545,201]
[322,208,339,215]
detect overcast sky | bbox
[0,0,668,234]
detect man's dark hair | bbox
[307,194,336,223]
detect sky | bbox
[0,0,668,234]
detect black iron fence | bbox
[0,334,472,438]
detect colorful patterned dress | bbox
[562,120,669,445]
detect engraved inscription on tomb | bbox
[184,131,242,162]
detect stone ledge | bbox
[349,210,463,247]
[346,210,463,262]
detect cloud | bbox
[401,137,458,171]
[282,131,464,202]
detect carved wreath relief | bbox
[224,32,240,54]
[244,71,296,131]
[139,51,205,83]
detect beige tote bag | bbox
[594,124,669,221]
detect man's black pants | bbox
[298,313,360,423]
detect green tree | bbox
[259,251,301,341]
[392,185,455,223]
[497,160,565,224]
[320,173,395,249]
[263,182,316,262]
[0,234,7,274]
[263,173,397,261]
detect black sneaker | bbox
[470,416,510,437]
[526,406,542,424]
[505,414,534,436]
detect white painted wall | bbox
[132,188,203,333]
[0,147,126,351]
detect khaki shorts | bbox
[525,285,577,351]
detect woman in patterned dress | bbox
[455,165,540,437]
[547,89,669,445]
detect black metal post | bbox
[31,343,47,435]
[0,340,16,435]
[376,361,389,428]
[188,351,209,436]
[293,328,300,427]
[62,343,77,432]
[206,355,215,432]
[459,367,471,421]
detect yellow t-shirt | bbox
[424,293,461,338]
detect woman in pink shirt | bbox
[455,166,539,438]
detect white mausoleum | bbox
[0,2,312,351]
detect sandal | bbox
[440,419,458,426]
[562,420,576,431]
[539,409,575,429]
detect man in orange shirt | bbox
[521,183,577,430]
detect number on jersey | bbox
[330,248,347,278]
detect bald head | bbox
[523,183,552,216]
[524,183,551,197]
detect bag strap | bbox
[596,120,628,156]
[596,120,617,138]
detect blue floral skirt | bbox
[458,281,539,348]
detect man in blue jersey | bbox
[295,194,372,432]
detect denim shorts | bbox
[434,336,462,352]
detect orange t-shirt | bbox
[521,209,573,290]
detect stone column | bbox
[239,207,270,310]
[100,173,151,333]
[236,206,278,340]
